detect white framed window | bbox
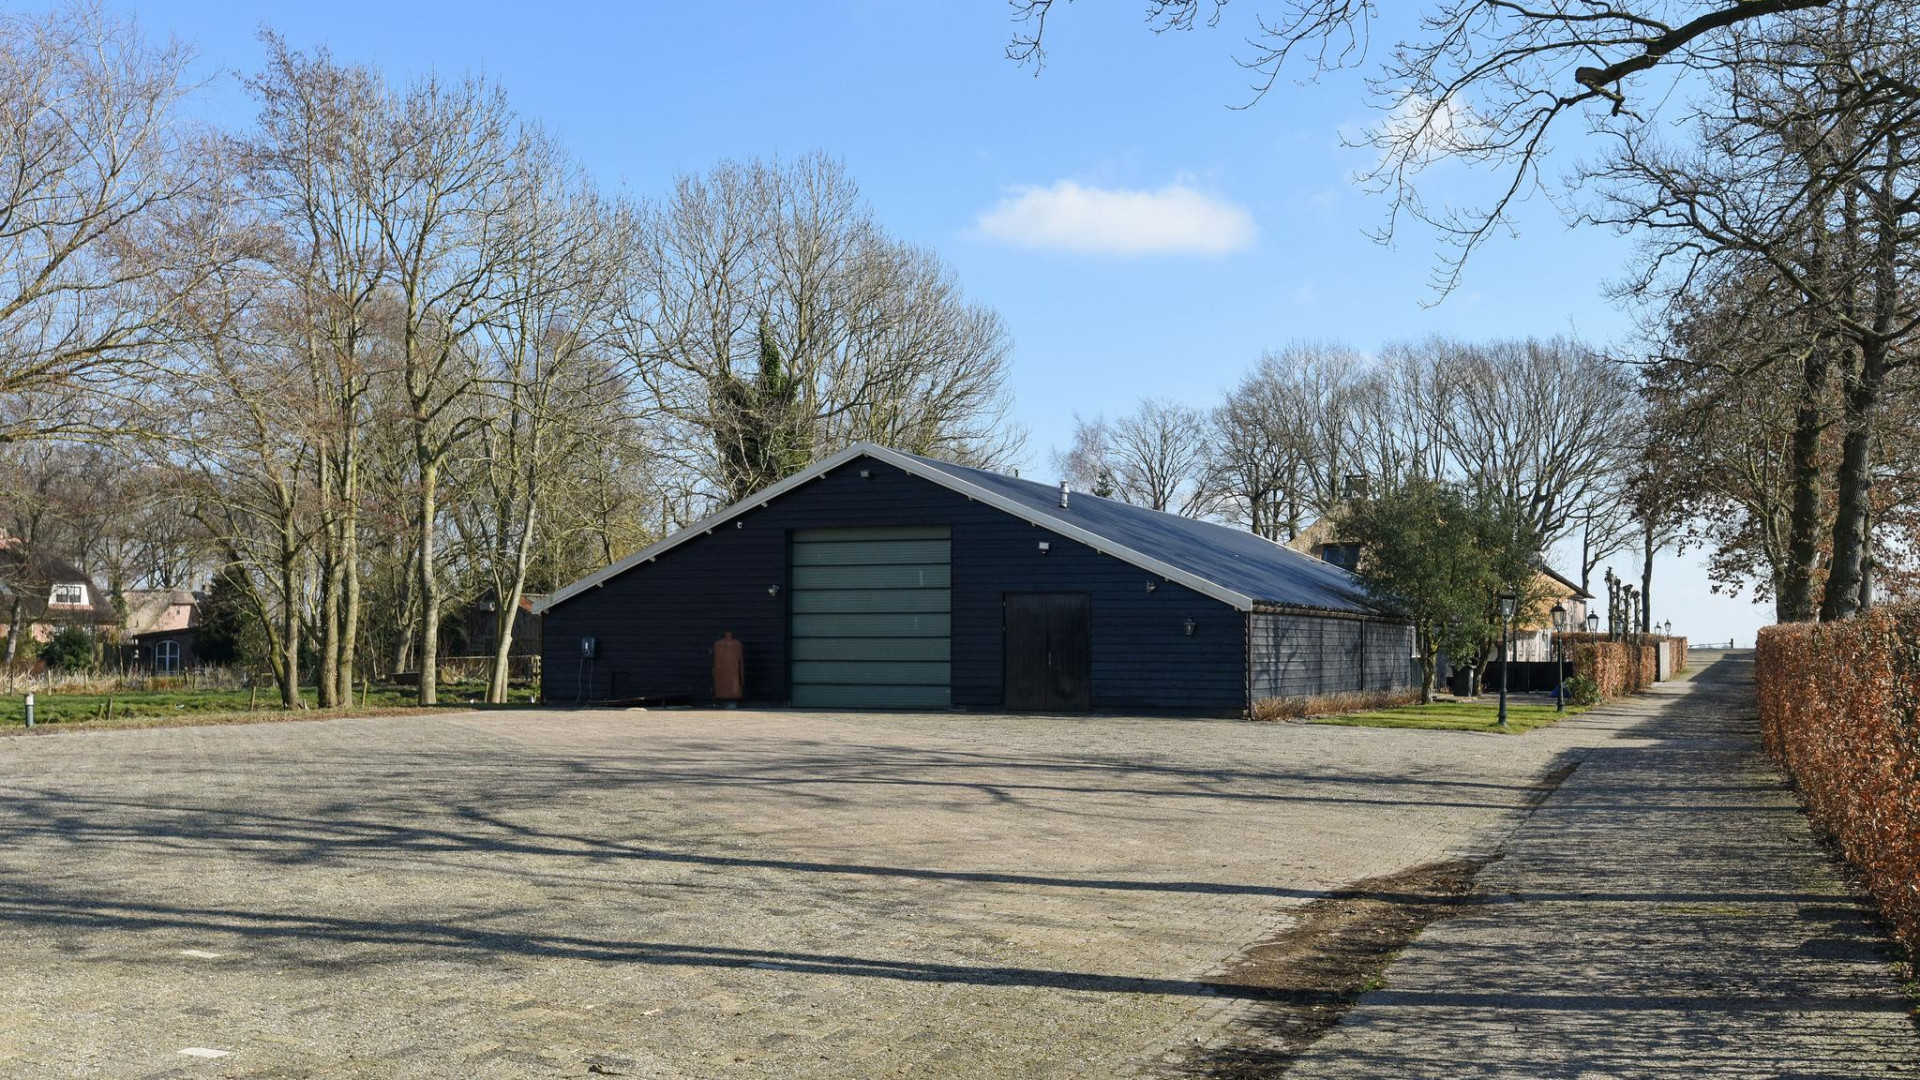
[154,639,181,673]
[48,583,87,607]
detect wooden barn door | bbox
[1004,593,1092,711]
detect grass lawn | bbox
[1,682,537,731]
[1307,698,1587,734]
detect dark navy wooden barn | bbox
[536,444,1417,713]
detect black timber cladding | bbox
[541,455,1247,710]
[1248,613,1420,701]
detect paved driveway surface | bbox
[1283,655,1920,1079]
[0,705,1580,1078]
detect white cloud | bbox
[974,181,1257,256]
[1365,94,1481,171]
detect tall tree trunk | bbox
[488,491,540,705]
[1639,522,1654,635]
[416,452,440,706]
[1417,633,1437,705]
[316,453,341,708]
[1820,343,1885,621]
[4,598,23,662]
[1779,345,1830,623]
[277,524,302,710]
[317,551,340,707]
[1857,503,1873,613]
[339,440,360,703]
[392,540,417,678]
[1580,525,1592,596]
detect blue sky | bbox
[111,0,1762,645]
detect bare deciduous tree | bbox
[1209,343,1367,539]
[457,145,631,703]
[1061,399,1216,516]
[240,36,389,705]
[0,3,213,443]
[1434,337,1640,547]
[359,71,525,705]
[1597,4,1920,618]
[1009,0,1835,292]
[631,153,1019,506]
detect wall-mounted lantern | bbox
[767,584,782,598]
[1182,618,1196,636]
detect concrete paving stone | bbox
[2,653,1909,1077]
[1283,653,1920,1080]
[1,691,1593,1078]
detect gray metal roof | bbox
[896,450,1381,616]
[537,442,1385,616]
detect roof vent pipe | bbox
[1059,481,1071,509]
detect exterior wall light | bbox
[767,584,782,598]
[1037,541,1051,555]
[1146,582,1158,593]
[1183,618,1196,636]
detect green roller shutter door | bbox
[790,526,951,708]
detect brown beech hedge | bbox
[1757,607,1920,956]
[1556,633,1683,699]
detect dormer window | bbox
[49,583,87,607]
[1319,544,1361,572]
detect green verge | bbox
[1306,699,1588,734]
[1,683,538,730]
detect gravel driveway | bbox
[0,706,1585,1078]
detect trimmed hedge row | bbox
[1569,640,1629,698]
[1757,608,1920,956]
[1664,637,1690,676]
[1558,633,1681,698]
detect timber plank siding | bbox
[541,456,1248,711]
[1248,613,1419,701]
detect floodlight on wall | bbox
[1146,581,1158,594]
[1037,541,1051,555]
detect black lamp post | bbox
[1497,590,1516,729]
[1586,611,1600,634]
[1663,619,1672,637]
[1551,601,1568,712]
